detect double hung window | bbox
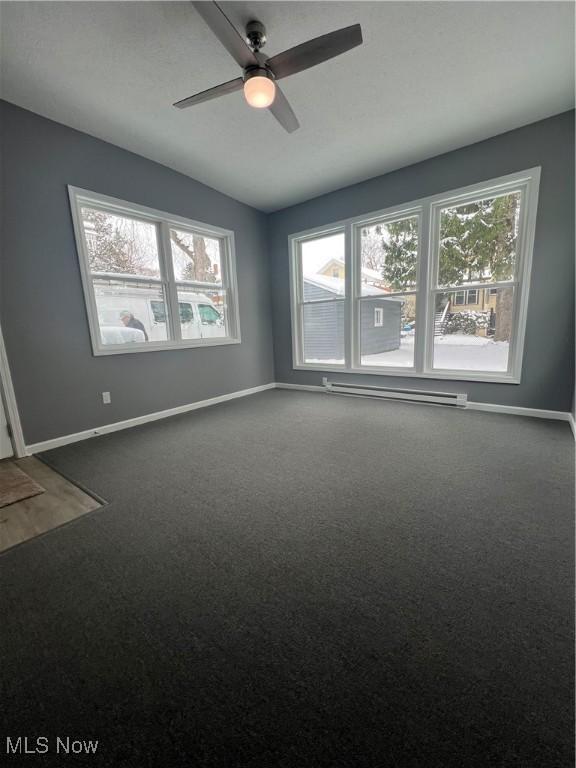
[69,187,240,355]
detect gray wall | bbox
[0,101,274,444]
[1,103,574,447]
[360,299,401,356]
[268,110,575,412]
[301,281,344,362]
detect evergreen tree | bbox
[381,218,419,291]
[438,193,519,286]
[360,224,386,272]
[361,194,519,295]
[360,218,418,292]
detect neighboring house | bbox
[318,258,345,280]
[317,258,387,291]
[438,287,511,340]
[302,274,401,361]
[449,287,498,314]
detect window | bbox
[150,301,195,325]
[453,289,479,306]
[199,304,222,325]
[431,188,523,375]
[69,187,240,354]
[289,168,540,383]
[179,303,194,324]
[357,214,419,368]
[293,232,346,366]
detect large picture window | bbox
[289,169,540,383]
[69,187,240,355]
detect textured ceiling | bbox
[1,1,574,211]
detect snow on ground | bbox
[362,334,509,371]
[306,335,509,370]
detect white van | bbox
[94,283,225,345]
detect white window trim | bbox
[289,167,541,384]
[69,187,241,356]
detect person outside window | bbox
[119,310,149,341]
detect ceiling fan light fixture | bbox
[243,69,276,109]
[175,4,363,132]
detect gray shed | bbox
[302,276,401,361]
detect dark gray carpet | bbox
[0,390,573,767]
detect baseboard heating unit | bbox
[324,381,468,408]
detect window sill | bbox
[92,337,241,356]
[292,363,520,385]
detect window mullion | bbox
[218,236,230,337]
[158,221,181,342]
[344,222,353,369]
[301,298,346,306]
[291,240,304,366]
[431,280,517,294]
[415,204,431,373]
[424,201,444,373]
[89,273,164,286]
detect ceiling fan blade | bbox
[173,77,244,109]
[192,1,258,69]
[267,24,362,81]
[268,85,299,133]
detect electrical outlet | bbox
[102,391,111,405]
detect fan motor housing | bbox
[243,66,275,84]
[246,20,267,51]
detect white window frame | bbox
[290,226,346,372]
[69,187,241,356]
[289,168,540,384]
[374,307,384,327]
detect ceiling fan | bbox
[173,1,363,133]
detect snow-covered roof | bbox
[360,284,390,296]
[360,265,383,281]
[304,274,345,295]
[317,257,383,283]
[303,273,390,297]
[317,257,343,274]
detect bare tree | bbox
[84,209,149,274]
[360,224,386,272]
[170,232,217,283]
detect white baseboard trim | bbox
[275,382,572,423]
[26,382,276,454]
[25,381,572,454]
[466,401,571,422]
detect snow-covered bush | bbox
[444,311,490,335]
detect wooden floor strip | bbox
[0,457,102,554]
